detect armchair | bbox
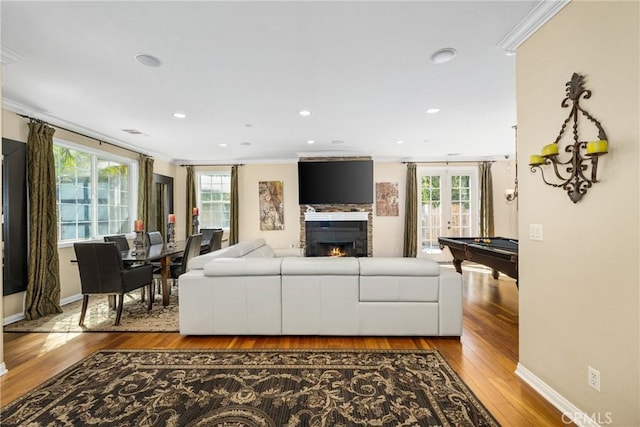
[74,242,154,326]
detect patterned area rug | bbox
[3,288,178,333]
[0,349,500,426]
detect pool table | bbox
[438,237,518,285]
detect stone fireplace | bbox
[299,207,372,257]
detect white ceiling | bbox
[2,1,551,164]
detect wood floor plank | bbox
[0,267,571,426]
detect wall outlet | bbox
[588,366,600,391]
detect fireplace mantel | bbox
[304,211,369,222]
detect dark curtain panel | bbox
[185,166,196,238]
[403,163,418,257]
[137,154,154,231]
[24,122,63,320]
[229,165,239,245]
[479,161,495,237]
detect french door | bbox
[418,167,478,262]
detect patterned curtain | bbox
[479,161,495,237]
[185,166,196,238]
[24,121,63,320]
[229,165,239,245]
[403,163,418,257]
[137,154,154,231]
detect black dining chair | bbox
[104,234,130,252]
[200,228,224,254]
[145,231,164,247]
[170,233,203,284]
[73,242,154,326]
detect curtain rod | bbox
[403,160,496,164]
[180,163,244,167]
[17,113,148,157]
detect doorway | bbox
[418,166,478,262]
[151,174,174,240]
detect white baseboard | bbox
[3,293,83,326]
[0,362,7,376]
[3,312,25,326]
[60,293,83,306]
[515,363,602,427]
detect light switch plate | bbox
[530,224,543,241]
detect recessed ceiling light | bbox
[331,140,344,145]
[430,48,457,64]
[219,143,228,147]
[426,108,440,114]
[172,112,186,119]
[306,140,315,144]
[240,141,251,146]
[396,140,405,145]
[299,110,311,117]
[134,53,161,67]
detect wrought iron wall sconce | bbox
[528,73,608,203]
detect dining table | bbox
[121,241,188,307]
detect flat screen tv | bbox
[298,160,373,204]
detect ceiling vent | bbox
[122,128,147,136]
[1,45,25,65]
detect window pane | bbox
[54,143,136,242]
[198,172,231,229]
[54,146,92,242]
[97,158,130,236]
[420,174,442,252]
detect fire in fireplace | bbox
[321,242,353,257]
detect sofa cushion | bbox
[244,244,275,258]
[281,257,359,275]
[358,257,440,302]
[358,257,440,276]
[203,257,283,276]
[188,248,229,270]
[189,239,269,269]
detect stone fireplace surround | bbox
[299,205,373,257]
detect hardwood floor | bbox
[1,266,569,426]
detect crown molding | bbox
[497,0,570,54]
[2,98,173,162]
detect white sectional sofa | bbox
[179,239,463,336]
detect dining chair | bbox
[170,233,203,284]
[73,242,154,326]
[200,228,223,254]
[104,234,130,252]
[145,231,164,247]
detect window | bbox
[54,141,138,243]
[198,172,231,230]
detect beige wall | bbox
[492,159,518,238]
[517,1,639,424]
[372,162,406,256]
[238,163,301,249]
